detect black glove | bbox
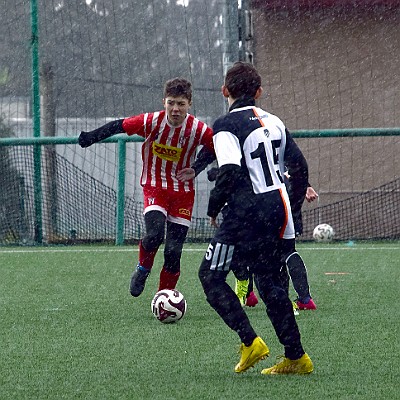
[207,167,219,182]
[79,131,97,148]
[78,119,125,148]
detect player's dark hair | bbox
[164,78,192,102]
[224,61,261,99]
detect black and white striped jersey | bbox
[207,98,308,239]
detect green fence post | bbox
[116,138,126,245]
[31,0,42,244]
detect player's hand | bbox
[78,131,95,148]
[207,167,219,182]
[210,217,219,228]
[306,186,319,202]
[176,168,195,182]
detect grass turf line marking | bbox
[0,246,399,254]
[324,272,351,275]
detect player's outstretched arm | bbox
[79,119,125,148]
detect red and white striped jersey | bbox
[122,111,214,192]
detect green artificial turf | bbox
[0,242,399,399]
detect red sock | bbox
[159,267,180,291]
[138,240,157,270]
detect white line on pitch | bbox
[0,246,399,254]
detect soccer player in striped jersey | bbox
[79,78,215,297]
[198,62,313,375]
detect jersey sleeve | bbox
[78,119,124,148]
[207,164,241,218]
[190,125,216,176]
[213,131,242,167]
[207,116,242,218]
[212,116,242,167]
[200,125,215,153]
[284,129,308,213]
[122,114,146,137]
[191,146,216,177]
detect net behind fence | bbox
[302,178,400,241]
[1,1,399,245]
[0,144,398,245]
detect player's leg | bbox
[277,260,299,315]
[199,240,252,336]
[159,221,189,291]
[130,210,166,297]
[234,272,259,307]
[283,239,317,310]
[234,277,249,306]
[282,200,316,310]
[157,189,193,291]
[254,257,304,355]
[233,267,250,306]
[199,239,269,372]
[253,250,312,374]
[140,210,166,266]
[251,242,313,374]
[245,273,259,307]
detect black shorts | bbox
[200,235,284,283]
[202,191,286,278]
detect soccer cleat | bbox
[235,278,249,307]
[235,337,269,373]
[292,301,300,316]
[261,353,313,375]
[297,298,317,310]
[129,265,150,297]
[245,291,259,307]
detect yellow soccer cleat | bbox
[235,336,270,373]
[292,301,300,316]
[261,353,313,375]
[235,278,249,307]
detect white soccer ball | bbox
[313,223,334,242]
[151,289,187,324]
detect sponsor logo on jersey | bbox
[152,142,182,162]
[179,208,191,216]
[148,197,155,205]
[249,114,268,121]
